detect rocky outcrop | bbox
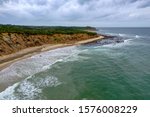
[0,33,98,56]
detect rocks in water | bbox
[84,35,124,46]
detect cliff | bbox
[0,33,98,56]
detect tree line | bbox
[0,24,97,36]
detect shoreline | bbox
[0,35,104,71]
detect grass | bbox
[0,24,97,36]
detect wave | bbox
[104,32,127,37]
[118,33,127,37]
[101,38,133,48]
[0,46,81,91]
[102,31,142,39]
[135,35,141,38]
[0,75,61,100]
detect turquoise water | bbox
[0,28,150,100]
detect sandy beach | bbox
[0,35,104,71]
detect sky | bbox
[0,0,150,27]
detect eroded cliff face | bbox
[0,33,98,56]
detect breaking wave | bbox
[0,46,80,87]
[0,75,61,100]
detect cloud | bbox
[0,0,150,26]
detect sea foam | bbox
[0,46,80,82]
[0,75,61,100]
[0,46,81,98]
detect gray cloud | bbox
[138,1,150,8]
[0,0,150,26]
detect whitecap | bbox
[42,65,51,70]
[124,38,133,43]
[101,39,132,48]
[0,83,19,100]
[118,33,126,37]
[0,75,61,100]
[135,35,140,38]
[0,46,81,89]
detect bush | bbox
[0,24,97,36]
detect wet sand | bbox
[0,36,104,71]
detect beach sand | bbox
[0,36,104,71]
[0,36,104,92]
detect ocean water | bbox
[0,27,150,100]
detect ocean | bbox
[0,27,150,100]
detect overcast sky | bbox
[0,0,150,27]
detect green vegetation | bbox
[0,24,97,36]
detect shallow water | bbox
[0,28,150,100]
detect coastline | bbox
[0,35,104,71]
